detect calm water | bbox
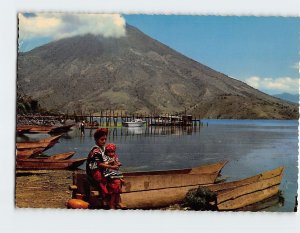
[19,119,298,212]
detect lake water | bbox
[19,119,298,212]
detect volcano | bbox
[17,24,298,119]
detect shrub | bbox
[182,186,217,211]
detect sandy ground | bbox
[15,170,73,208]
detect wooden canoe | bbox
[28,125,54,134]
[122,161,228,192]
[16,126,32,135]
[18,125,73,134]
[16,141,56,150]
[38,135,62,143]
[16,135,61,150]
[49,124,74,134]
[34,151,76,160]
[69,161,228,208]
[16,158,86,170]
[207,167,284,210]
[16,148,44,160]
[120,166,283,209]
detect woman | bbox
[86,128,124,209]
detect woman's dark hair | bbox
[94,128,108,141]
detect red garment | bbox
[91,170,109,195]
[108,179,122,194]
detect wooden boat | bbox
[38,134,62,143]
[28,125,54,134]
[16,157,86,170]
[16,148,44,160]
[49,124,74,134]
[16,126,32,135]
[18,124,74,134]
[16,141,56,151]
[16,135,61,151]
[69,161,228,208]
[35,151,76,160]
[206,166,284,210]
[122,119,146,127]
[120,166,284,209]
[122,161,227,192]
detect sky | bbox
[18,13,299,95]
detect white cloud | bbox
[18,13,126,41]
[245,76,299,94]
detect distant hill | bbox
[17,24,299,119]
[273,93,299,104]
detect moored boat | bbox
[16,126,32,135]
[16,141,56,151]
[17,124,74,134]
[49,124,74,134]
[206,166,284,210]
[16,157,86,170]
[16,148,44,160]
[69,161,228,208]
[120,167,283,209]
[34,151,76,160]
[69,164,283,210]
[122,119,146,127]
[38,134,62,143]
[16,135,61,151]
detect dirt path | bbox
[15,170,73,208]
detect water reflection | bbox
[127,127,144,135]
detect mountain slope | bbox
[273,93,299,104]
[17,25,298,119]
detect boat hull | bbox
[16,158,86,170]
[70,161,227,208]
[122,122,144,127]
[34,151,76,160]
[210,167,284,210]
[120,167,283,209]
[16,148,44,160]
[16,135,61,151]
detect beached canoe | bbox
[16,126,32,135]
[26,125,54,134]
[17,124,74,134]
[69,161,228,208]
[120,166,284,209]
[16,157,86,170]
[16,141,56,151]
[37,135,62,143]
[35,151,76,160]
[16,135,61,151]
[206,166,284,210]
[16,148,44,160]
[122,161,228,192]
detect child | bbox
[104,143,126,209]
[103,143,124,179]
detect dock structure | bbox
[17,110,203,128]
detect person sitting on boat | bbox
[86,128,113,208]
[103,143,125,209]
[86,128,125,209]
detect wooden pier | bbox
[17,110,204,128]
